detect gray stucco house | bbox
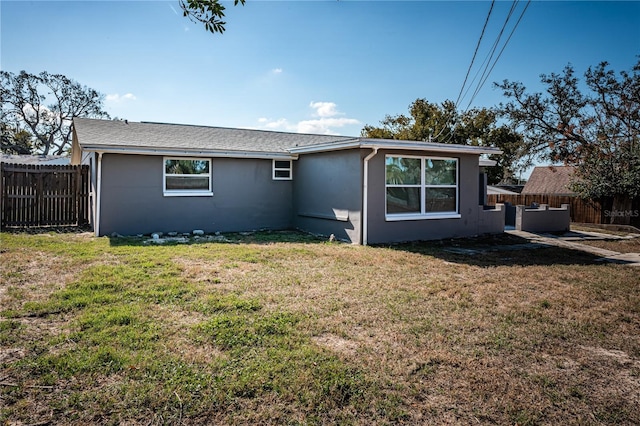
[71,118,504,244]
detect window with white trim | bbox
[385,155,459,219]
[163,157,212,196]
[273,159,292,180]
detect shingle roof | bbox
[73,118,357,156]
[521,166,577,195]
[487,185,520,195]
[72,118,503,158]
[0,154,70,165]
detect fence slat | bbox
[1,163,90,228]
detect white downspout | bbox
[95,152,103,237]
[362,147,379,245]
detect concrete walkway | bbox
[506,229,640,266]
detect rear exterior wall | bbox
[366,150,485,244]
[292,149,364,243]
[99,154,292,236]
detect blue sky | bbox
[1,0,639,141]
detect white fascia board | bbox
[359,139,503,155]
[479,159,498,167]
[288,138,503,156]
[288,139,361,154]
[79,145,298,160]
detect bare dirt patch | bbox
[312,333,359,357]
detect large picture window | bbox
[385,155,459,219]
[163,157,212,196]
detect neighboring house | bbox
[71,118,504,244]
[0,154,70,165]
[487,185,519,196]
[521,166,577,196]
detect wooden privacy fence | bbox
[1,163,90,228]
[487,194,602,224]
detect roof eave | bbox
[289,138,503,156]
[359,139,503,155]
[78,144,297,160]
[288,139,361,154]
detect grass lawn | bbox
[1,230,639,425]
[577,238,640,254]
[570,225,640,254]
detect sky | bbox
[1,0,639,145]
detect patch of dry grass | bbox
[577,237,640,254]
[1,231,639,425]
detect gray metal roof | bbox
[72,118,502,158]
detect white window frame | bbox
[272,159,292,180]
[163,157,213,197]
[385,155,460,221]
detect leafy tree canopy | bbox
[496,58,640,200]
[180,0,245,34]
[362,99,529,184]
[0,124,33,155]
[0,70,110,155]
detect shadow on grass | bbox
[1,225,92,234]
[381,233,608,267]
[107,230,612,267]
[108,229,332,247]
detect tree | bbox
[0,71,110,155]
[361,98,529,183]
[1,123,34,155]
[496,59,640,222]
[180,0,245,34]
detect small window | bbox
[273,159,292,180]
[163,157,212,196]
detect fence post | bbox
[36,166,43,226]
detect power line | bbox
[433,1,531,143]
[460,0,519,110]
[465,0,532,110]
[432,1,496,143]
[455,0,495,109]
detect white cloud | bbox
[272,68,283,74]
[22,104,56,124]
[257,102,360,135]
[297,117,360,135]
[262,118,293,131]
[309,101,341,118]
[106,93,137,103]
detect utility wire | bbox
[465,0,532,110]
[460,0,519,110]
[440,0,531,145]
[440,0,515,145]
[435,0,495,142]
[455,0,495,109]
[433,0,531,143]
